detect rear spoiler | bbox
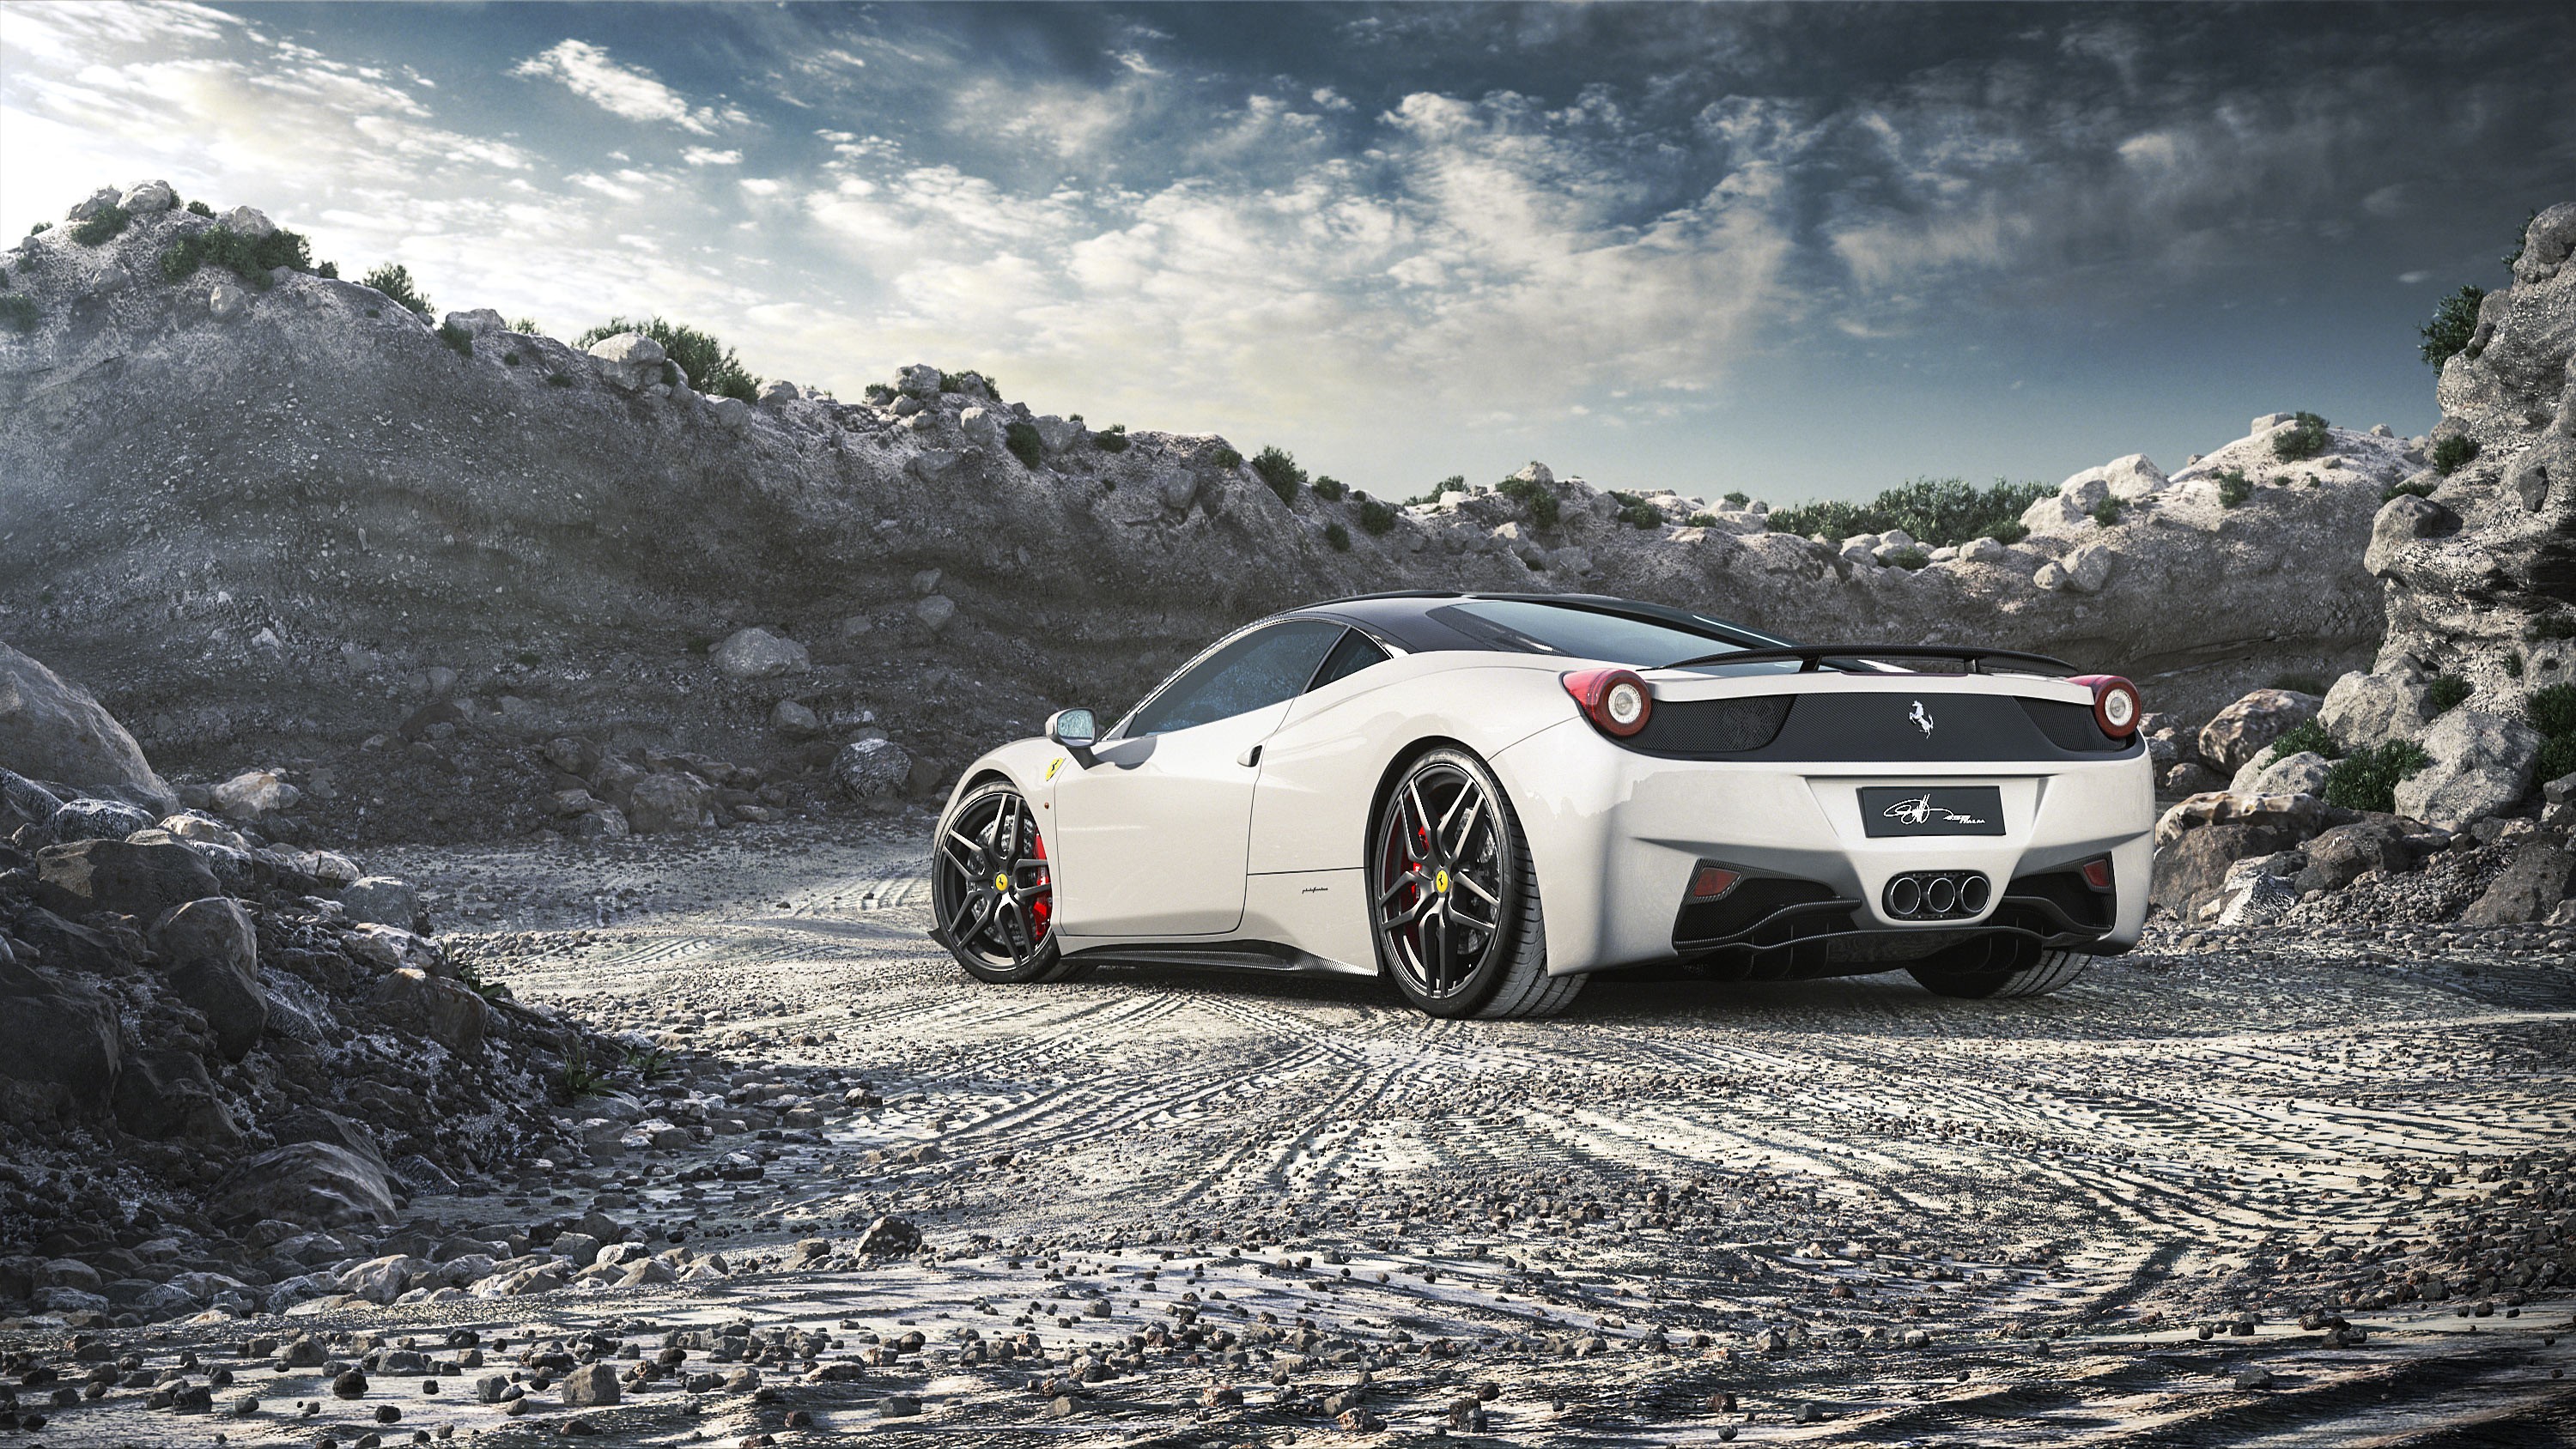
[1663,644,2079,676]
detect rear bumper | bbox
[1491,718,2155,976]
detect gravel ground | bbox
[10,818,2572,1446]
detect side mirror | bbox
[1046,708,1097,765]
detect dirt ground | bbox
[20,816,2574,1446]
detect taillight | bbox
[1562,668,1652,738]
[2080,856,2114,891]
[2071,674,2142,738]
[1689,865,1741,900]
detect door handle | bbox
[1236,744,1263,767]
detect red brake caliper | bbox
[1029,832,1052,937]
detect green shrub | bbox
[2270,412,2330,462]
[1721,490,1751,508]
[863,383,895,403]
[1496,475,1560,528]
[2505,651,2524,680]
[2260,718,2339,770]
[2321,740,2429,814]
[1213,446,1242,470]
[2425,674,2471,716]
[184,198,213,217]
[27,221,52,236]
[1358,498,1398,536]
[1312,475,1347,501]
[1684,512,1719,528]
[2419,285,2487,369]
[69,205,131,246]
[2383,476,2435,502]
[158,224,324,289]
[2539,732,2576,786]
[0,294,38,333]
[2530,682,2576,739]
[501,349,521,367]
[2090,495,2122,528]
[1251,446,1306,503]
[1885,545,1930,570]
[1323,521,1352,552]
[575,315,760,402]
[436,320,473,357]
[507,315,539,334]
[1092,423,1130,453]
[1768,476,2051,549]
[1406,475,1464,506]
[361,263,433,316]
[2431,435,2479,475]
[1005,420,1044,470]
[1606,491,1663,529]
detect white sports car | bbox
[929,592,2154,1019]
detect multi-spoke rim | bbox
[1374,759,1510,1000]
[933,789,1054,971]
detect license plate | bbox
[1859,785,2006,838]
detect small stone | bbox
[332,1370,368,1399]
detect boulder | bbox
[209,285,248,322]
[337,876,422,930]
[914,594,958,633]
[2322,668,2431,750]
[0,953,122,1122]
[111,1048,240,1143]
[897,362,944,398]
[2209,852,2305,926]
[0,639,173,809]
[35,837,221,919]
[13,906,135,974]
[211,769,301,821]
[711,627,807,681]
[757,379,801,405]
[221,205,275,239]
[769,699,822,737]
[341,923,445,976]
[50,796,155,840]
[832,738,912,800]
[2153,820,2317,919]
[119,179,177,213]
[2196,689,2324,775]
[1,767,64,831]
[958,406,1005,451]
[586,331,666,391]
[2393,709,2542,829]
[560,1361,620,1406]
[441,308,507,338]
[372,968,489,1054]
[2233,750,2331,798]
[160,811,250,848]
[212,1143,398,1229]
[2459,842,2576,925]
[2294,818,2419,894]
[1033,415,1082,452]
[626,772,714,833]
[2364,494,2459,576]
[152,898,266,1060]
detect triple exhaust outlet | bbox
[1882,870,1990,921]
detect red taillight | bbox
[1690,865,1742,900]
[2071,674,2142,738]
[1562,668,1652,738]
[2080,857,2114,891]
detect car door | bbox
[1051,619,1345,937]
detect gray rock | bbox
[0,953,122,1122]
[2509,200,2576,285]
[2364,494,2459,577]
[209,285,248,322]
[560,1361,620,1406]
[0,639,173,809]
[35,837,220,919]
[711,627,807,681]
[337,876,421,930]
[958,406,1005,451]
[1033,415,1082,452]
[2461,842,2576,925]
[2198,689,2324,775]
[757,379,801,405]
[914,594,958,633]
[1958,536,2008,563]
[152,897,266,1060]
[833,738,913,800]
[50,796,154,840]
[897,363,944,398]
[119,179,177,213]
[221,205,275,239]
[373,968,489,1053]
[2506,449,2556,512]
[211,768,300,820]
[2322,668,2431,750]
[770,699,822,737]
[586,331,666,391]
[2233,749,2331,798]
[111,1047,240,1143]
[2294,819,2417,893]
[625,773,714,833]
[2393,709,2542,829]
[211,1143,398,1228]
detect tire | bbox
[1909,947,2092,999]
[1370,747,1583,1020]
[930,780,1083,985]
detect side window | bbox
[1125,620,1344,737]
[1308,628,1389,691]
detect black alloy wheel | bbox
[932,781,1067,982]
[1374,752,1517,1007]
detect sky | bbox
[3,3,2571,506]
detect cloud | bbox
[510,39,729,135]
[683,147,742,167]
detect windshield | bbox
[1428,599,1786,669]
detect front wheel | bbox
[931,781,1081,984]
[1370,748,1582,1020]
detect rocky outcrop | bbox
[0,185,2417,846]
[0,640,172,810]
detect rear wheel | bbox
[1909,946,2092,999]
[1371,748,1583,1020]
[932,780,1082,984]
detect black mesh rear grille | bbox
[2016,698,2123,752]
[1674,876,1838,946]
[1630,696,1793,756]
[2002,869,2113,931]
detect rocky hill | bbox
[1,181,2421,843]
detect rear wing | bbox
[1667,644,2079,676]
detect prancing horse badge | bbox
[1908,700,1935,737]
